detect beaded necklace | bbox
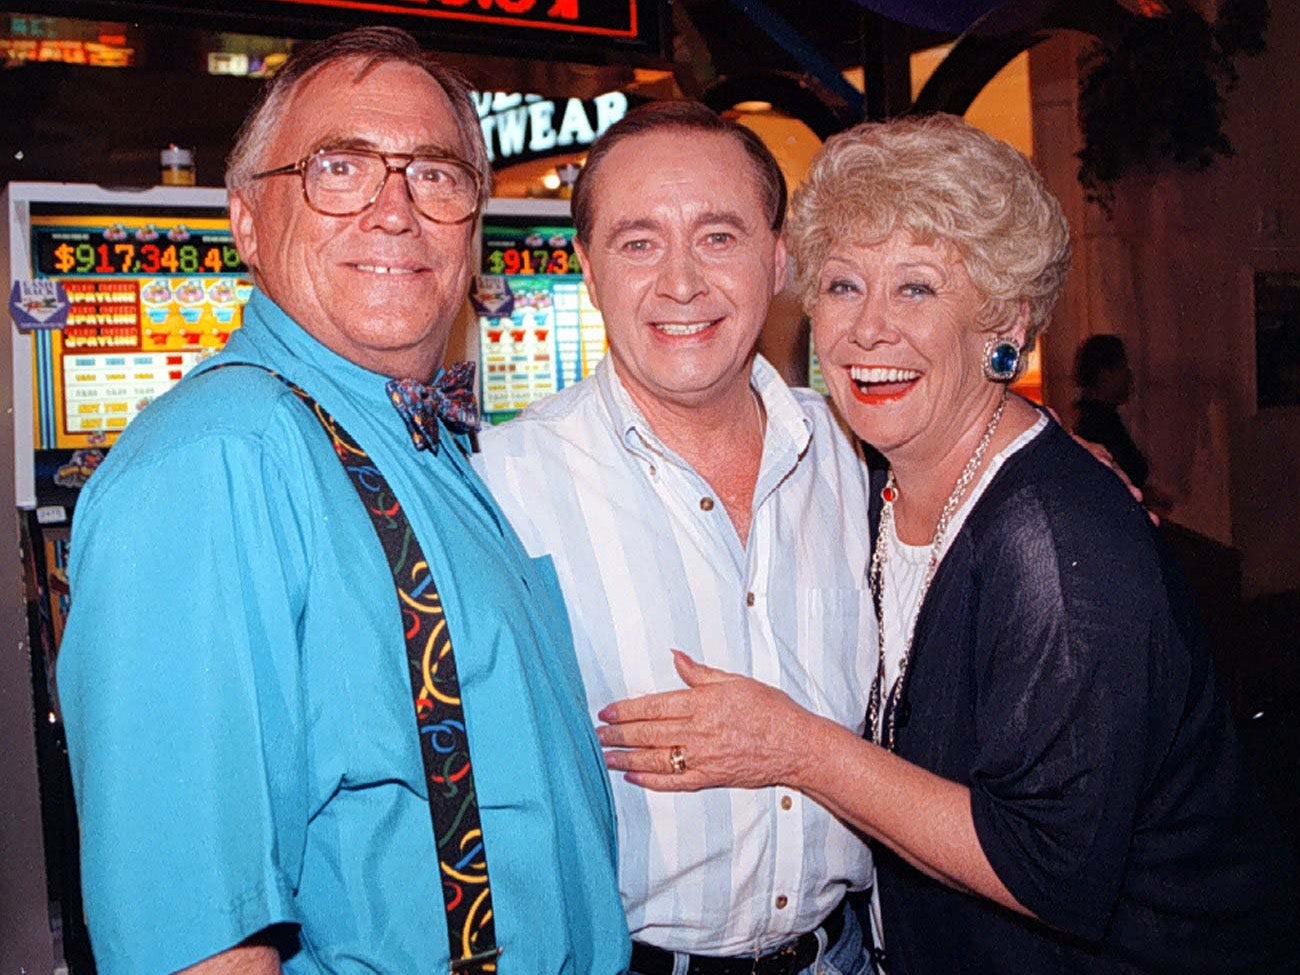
[866,390,1008,751]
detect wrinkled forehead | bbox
[273,58,463,160]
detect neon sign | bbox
[267,0,642,39]
[476,91,629,164]
[15,1,665,61]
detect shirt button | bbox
[746,592,755,607]
[700,497,715,511]
[780,795,793,811]
[775,895,788,909]
[648,464,657,476]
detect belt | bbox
[630,902,847,975]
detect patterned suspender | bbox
[220,365,500,972]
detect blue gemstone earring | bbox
[983,338,1021,382]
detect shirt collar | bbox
[214,288,481,466]
[594,352,813,463]
[217,289,422,414]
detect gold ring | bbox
[669,745,687,775]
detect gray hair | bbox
[225,26,491,208]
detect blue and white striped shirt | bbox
[475,354,876,954]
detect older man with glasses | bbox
[56,26,628,975]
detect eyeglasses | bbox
[250,148,483,225]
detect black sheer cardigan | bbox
[863,418,1299,973]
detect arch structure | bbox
[700,70,860,141]
[696,0,1179,135]
[911,0,1172,116]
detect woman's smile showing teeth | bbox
[847,364,921,403]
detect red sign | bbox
[14,0,664,61]
[268,0,639,39]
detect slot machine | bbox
[2,182,251,974]
[473,198,607,424]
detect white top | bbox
[879,414,1048,697]
[474,354,877,954]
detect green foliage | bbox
[1076,0,1269,209]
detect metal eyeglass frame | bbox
[249,148,483,225]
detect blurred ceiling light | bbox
[733,100,774,113]
[541,172,562,190]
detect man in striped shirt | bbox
[474,102,876,975]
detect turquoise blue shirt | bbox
[58,291,629,975]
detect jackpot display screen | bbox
[473,219,606,423]
[27,204,251,450]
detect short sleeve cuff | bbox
[87,875,298,975]
[970,786,1114,941]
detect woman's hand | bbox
[596,650,809,792]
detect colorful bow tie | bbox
[386,361,480,453]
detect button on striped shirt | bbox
[474,354,876,955]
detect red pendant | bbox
[882,485,899,503]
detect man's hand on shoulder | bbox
[1047,404,1158,524]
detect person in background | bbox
[1072,334,1147,483]
[1074,334,1173,516]
[597,113,1300,973]
[474,101,877,975]
[56,27,627,975]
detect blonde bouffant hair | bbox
[788,113,1071,346]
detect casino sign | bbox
[15,0,667,62]
[475,90,630,166]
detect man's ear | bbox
[771,233,789,298]
[229,188,259,272]
[574,238,601,312]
